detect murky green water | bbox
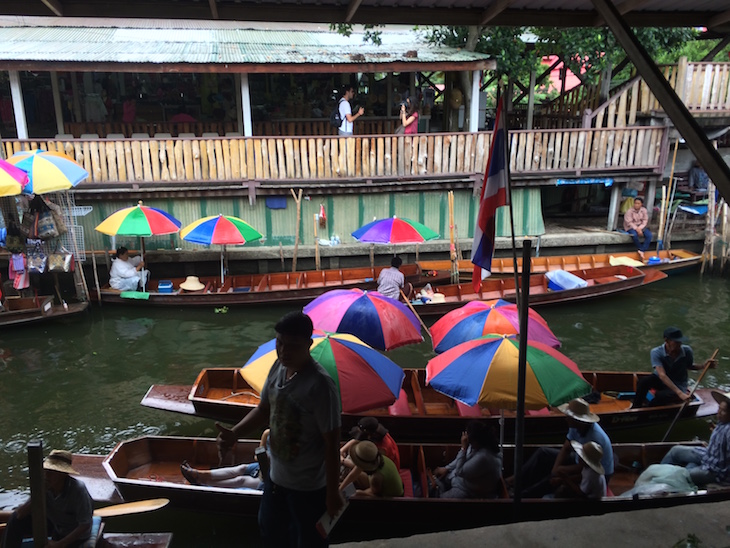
[1,271,729,544]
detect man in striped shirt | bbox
[377,256,412,301]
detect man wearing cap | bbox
[518,398,614,498]
[660,390,730,486]
[631,326,716,409]
[3,449,94,548]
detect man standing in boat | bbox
[622,196,652,260]
[631,326,716,409]
[216,311,344,546]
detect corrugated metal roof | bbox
[0,21,492,66]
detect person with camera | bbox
[399,97,419,134]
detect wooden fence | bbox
[2,127,666,186]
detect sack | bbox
[329,101,343,128]
[37,211,59,240]
[46,200,68,236]
[27,250,47,274]
[394,125,405,135]
[49,252,73,273]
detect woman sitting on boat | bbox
[432,421,503,499]
[339,440,404,498]
[109,246,149,291]
[341,417,400,470]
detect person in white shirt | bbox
[109,246,149,291]
[338,84,364,136]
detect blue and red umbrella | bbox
[351,216,438,244]
[426,334,590,410]
[303,288,422,351]
[96,203,181,237]
[430,299,561,354]
[241,330,405,413]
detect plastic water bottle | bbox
[334,234,340,245]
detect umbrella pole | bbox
[513,239,532,517]
[140,237,146,292]
[221,246,225,286]
[290,188,302,273]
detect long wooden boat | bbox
[91,263,450,306]
[0,296,89,327]
[410,265,667,317]
[100,436,730,535]
[418,248,702,278]
[141,367,717,443]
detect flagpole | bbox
[501,91,521,312]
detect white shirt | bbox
[109,256,142,289]
[339,98,353,134]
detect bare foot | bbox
[638,250,645,260]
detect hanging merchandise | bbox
[319,204,327,229]
[27,243,47,274]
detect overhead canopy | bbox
[4,1,730,31]
[0,18,494,73]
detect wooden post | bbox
[369,243,375,269]
[28,441,47,546]
[91,246,102,306]
[290,188,303,272]
[314,213,320,271]
[50,71,64,136]
[279,242,285,271]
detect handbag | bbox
[37,210,60,240]
[27,248,47,274]
[394,125,405,135]
[20,212,38,239]
[49,251,73,273]
[45,199,68,236]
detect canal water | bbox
[1,271,729,545]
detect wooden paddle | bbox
[661,348,719,442]
[93,498,169,518]
[400,289,431,339]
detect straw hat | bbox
[571,440,605,476]
[180,276,205,291]
[43,449,78,475]
[557,398,600,423]
[711,390,730,407]
[349,441,382,473]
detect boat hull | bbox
[0,298,89,327]
[141,368,715,443]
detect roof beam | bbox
[708,10,730,29]
[345,0,363,23]
[592,0,652,27]
[208,0,219,20]
[591,0,730,205]
[41,0,64,16]
[479,0,511,27]
[702,35,730,61]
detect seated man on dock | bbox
[631,326,716,409]
[3,449,94,548]
[109,246,149,291]
[660,390,730,487]
[622,196,652,259]
[377,256,413,301]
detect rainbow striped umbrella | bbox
[0,158,29,196]
[96,203,181,238]
[8,150,88,194]
[241,330,405,413]
[431,299,561,353]
[426,334,590,410]
[351,216,438,244]
[180,214,263,284]
[303,288,422,351]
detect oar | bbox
[401,289,431,340]
[93,498,169,518]
[661,348,719,442]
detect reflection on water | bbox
[1,274,729,539]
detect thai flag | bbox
[472,97,509,293]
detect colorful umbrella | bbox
[8,150,88,194]
[180,214,263,285]
[431,299,561,353]
[95,203,181,238]
[303,288,423,351]
[96,202,181,291]
[241,330,405,413]
[0,158,29,196]
[426,334,590,410]
[351,216,438,244]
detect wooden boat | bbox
[410,265,667,317]
[418,248,702,278]
[100,436,730,534]
[91,263,450,306]
[0,296,89,327]
[141,367,717,443]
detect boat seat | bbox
[526,407,551,416]
[388,389,411,416]
[399,469,414,498]
[455,400,482,417]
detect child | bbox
[555,441,607,499]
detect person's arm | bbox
[339,464,362,491]
[623,210,638,231]
[346,107,364,123]
[13,499,31,519]
[654,364,690,401]
[550,438,573,475]
[216,403,270,457]
[47,522,92,548]
[323,428,345,517]
[400,107,416,128]
[637,209,648,231]
[340,439,356,462]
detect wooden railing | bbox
[2,127,666,186]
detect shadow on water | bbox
[1,274,729,544]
